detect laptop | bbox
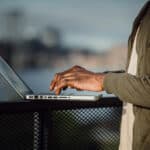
[0,56,101,101]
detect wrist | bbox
[101,74,106,90]
[96,73,106,91]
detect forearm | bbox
[103,73,150,108]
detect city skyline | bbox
[0,0,147,51]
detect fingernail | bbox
[54,86,57,90]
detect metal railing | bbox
[0,97,122,150]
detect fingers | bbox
[54,81,66,95]
[50,69,78,91]
[50,74,74,89]
[50,73,76,94]
[50,65,85,94]
[54,79,75,95]
[50,73,59,90]
[50,67,76,90]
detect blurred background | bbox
[0,0,147,93]
[0,1,148,150]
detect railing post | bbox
[38,110,53,150]
[33,112,41,150]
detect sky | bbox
[0,0,148,51]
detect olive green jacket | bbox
[103,1,150,150]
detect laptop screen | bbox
[0,57,33,100]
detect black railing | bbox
[0,97,122,150]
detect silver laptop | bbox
[0,56,101,101]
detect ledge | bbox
[0,97,122,113]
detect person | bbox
[50,1,150,150]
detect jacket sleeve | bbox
[103,70,125,74]
[103,72,150,108]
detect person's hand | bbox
[50,65,105,95]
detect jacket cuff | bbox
[103,73,121,94]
